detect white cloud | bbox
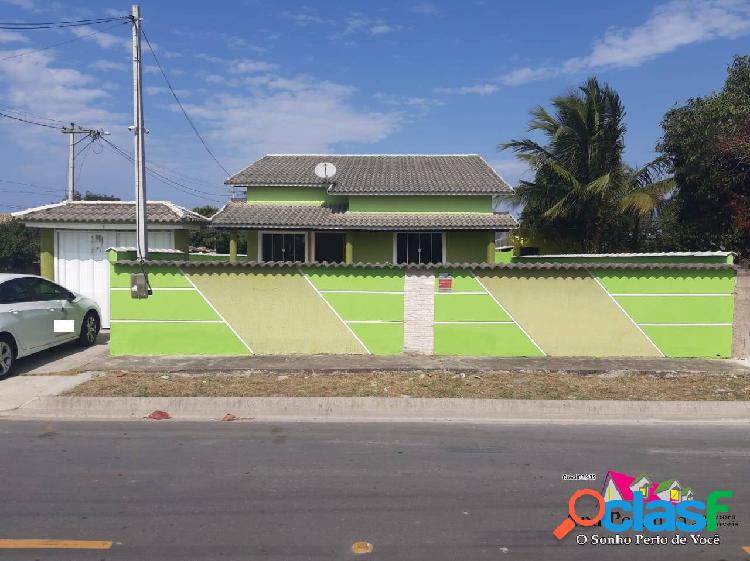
[0,30,30,44]
[70,25,127,50]
[435,84,498,95]
[90,59,127,71]
[374,92,443,115]
[181,77,400,160]
[229,59,278,74]
[343,14,401,36]
[501,0,750,85]
[280,10,327,26]
[0,0,35,10]
[410,2,441,15]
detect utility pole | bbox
[131,4,148,260]
[61,124,109,201]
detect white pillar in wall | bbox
[404,269,435,353]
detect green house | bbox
[212,154,516,264]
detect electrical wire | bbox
[0,178,61,193]
[0,16,128,30]
[140,24,231,177]
[0,103,67,126]
[0,110,61,128]
[0,20,130,61]
[101,138,223,202]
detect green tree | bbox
[501,77,671,252]
[189,206,242,254]
[73,190,120,201]
[0,218,39,273]
[659,55,750,256]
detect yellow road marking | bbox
[0,539,112,549]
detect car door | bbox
[34,278,78,343]
[0,278,56,353]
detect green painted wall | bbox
[516,254,733,264]
[642,326,733,358]
[348,195,492,213]
[304,267,404,291]
[107,262,735,358]
[351,231,393,263]
[110,322,248,356]
[188,268,366,354]
[39,229,54,280]
[111,290,219,321]
[478,271,661,357]
[111,264,191,288]
[616,295,734,324]
[304,267,405,354]
[445,231,492,263]
[246,185,347,206]
[435,324,543,356]
[596,269,736,294]
[434,294,511,322]
[174,229,190,254]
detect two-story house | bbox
[211,154,517,264]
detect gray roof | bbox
[225,154,512,195]
[211,202,517,230]
[13,201,208,224]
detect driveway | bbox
[10,331,109,376]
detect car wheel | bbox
[0,336,14,377]
[79,312,100,347]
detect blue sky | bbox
[0,0,748,212]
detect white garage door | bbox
[55,230,174,328]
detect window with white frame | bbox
[260,232,306,262]
[395,232,444,264]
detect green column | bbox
[485,231,496,264]
[246,231,258,261]
[229,231,238,263]
[174,229,190,256]
[39,229,54,280]
[345,232,354,264]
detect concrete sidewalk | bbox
[80,354,750,375]
[0,374,92,413]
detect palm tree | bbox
[500,77,670,252]
[620,158,675,250]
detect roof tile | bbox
[226,154,512,195]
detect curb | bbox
[6,396,750,423]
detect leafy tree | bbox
[0,218,39,273]
[659,55,750,256]
[189,206,245,254]
[500,77,670,252]
[72,190,121,201]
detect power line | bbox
[101,138,223,202]
[0,16,128,30]
[0,110,60,128]
[0,178,62,193]
[0,20,130,62]
[0,103,67,125]
[140,24,231,177]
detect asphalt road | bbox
[0,421,747,561]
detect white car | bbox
[0,274,101,376]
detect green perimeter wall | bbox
[108,262,736,358]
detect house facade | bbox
[212,154,517,265]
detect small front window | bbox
[396,232,443,264]
[261,232,306,262]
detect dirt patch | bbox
[64,371,750,400]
